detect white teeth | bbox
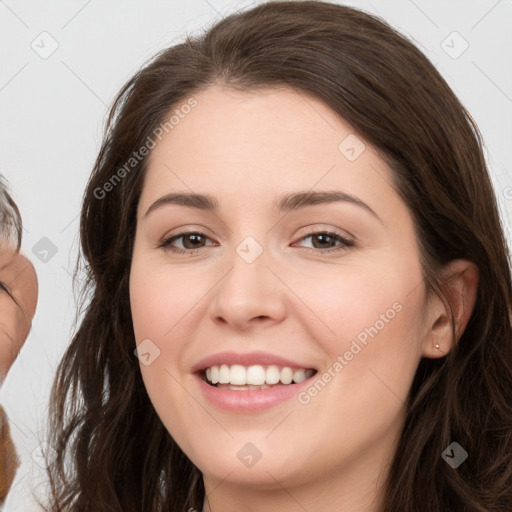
[293,369,307,383]
[219,364,230,384]
[203,364,314,387]
[280,367,293,385]
[266,365,281,385]
[230,364,247,385]
[210,365,219,384]
[247,365,266,385]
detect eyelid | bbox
[159,224,215,240]
[294,223,354,240]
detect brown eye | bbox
[159,232,216,253]
[293,231,354,253]
[310,233,338,249]
[180,233,207,249]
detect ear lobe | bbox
[422,259,479,359]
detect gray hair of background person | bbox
[0,175,22,251]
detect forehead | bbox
[140,85,400,220]
[148,85,356,171]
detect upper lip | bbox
[191,351,317,373]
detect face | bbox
[0,245,38,382]
[129,86,438,494]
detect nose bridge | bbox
[209,233,286,327]
[226,233,273,300]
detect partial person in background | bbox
[0,175,38,508]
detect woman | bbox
[44,1,512,511]
[0,176,38,508]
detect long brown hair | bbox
[43,2,512,510]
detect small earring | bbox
[434,343,441,350]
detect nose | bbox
[208,246,287,331]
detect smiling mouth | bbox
[200,363,317,390]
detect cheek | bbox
[0,297,27,376]
[129,258,198,444]
[129,255,211,408]
[288,256,426,406]
[283,265,426,465]
[286,256,423,349]
[129,259,196,345]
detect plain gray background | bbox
[1,0,511,509]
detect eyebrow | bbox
[144,190,381,222]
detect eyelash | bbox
[158,230,355,254]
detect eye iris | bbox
[183,234,205,249]
[312,234,336,249]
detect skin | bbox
[0,245,38,382]
[129,85,478,512]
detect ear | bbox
[421,259,479,359]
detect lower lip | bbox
[194,373,315,412]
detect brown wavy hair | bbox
[42,1,512,510]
